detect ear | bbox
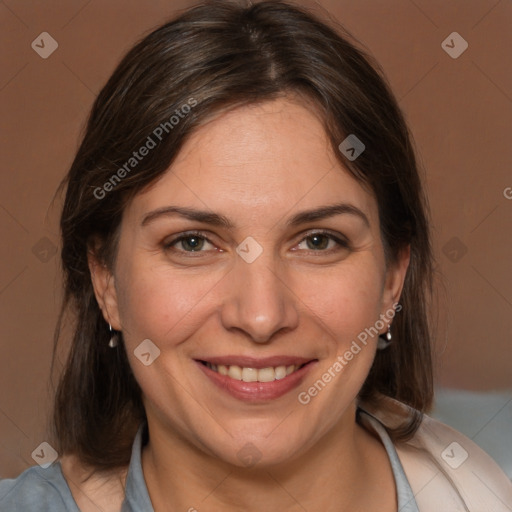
[379,244,410,331]
[87,241,122,331]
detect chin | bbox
[205,424,310,469]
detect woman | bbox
[1,1,511,510]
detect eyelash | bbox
[163,229,350,256]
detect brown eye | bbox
[296,231,349,252]
[305,234,330,250]
[164,231,216,253]
[177,235,206,252]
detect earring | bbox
[108,323,119,348]
[377,324,392,350]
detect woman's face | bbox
[93,97,409,467]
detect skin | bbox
[83,96,410,511]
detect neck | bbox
[141,403,396,511]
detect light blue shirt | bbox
[0,408,419,511]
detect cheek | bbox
[292,259,385,430]
[298,257,385,343]
[115,256,228,348]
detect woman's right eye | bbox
[164,232,217,254]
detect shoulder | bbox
[0,462,77,511]
[361,395,512,512]
[404,412,512,511]
[1,455,128,512]
[59,453,128,512]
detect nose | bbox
[220,252,300,344]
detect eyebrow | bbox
[140,202,370,229]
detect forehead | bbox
[128,97,377,227]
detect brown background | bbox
[1,0,511,479]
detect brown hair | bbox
[52,0,434,471]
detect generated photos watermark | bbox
[297,302,402,405]
[93,97,198,200]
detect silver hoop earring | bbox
[377,324,392,350]
[108,323,119,348]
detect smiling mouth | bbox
[198,361,310,383]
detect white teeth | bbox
[206,362,303,382]
[242,367,258,382]
[228,365,243,380]
[275,366,287,380]
[258,367,276,382]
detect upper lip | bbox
[195,356,316,369]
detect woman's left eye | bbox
[295,232,349,252]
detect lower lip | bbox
[195,360,317,402]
